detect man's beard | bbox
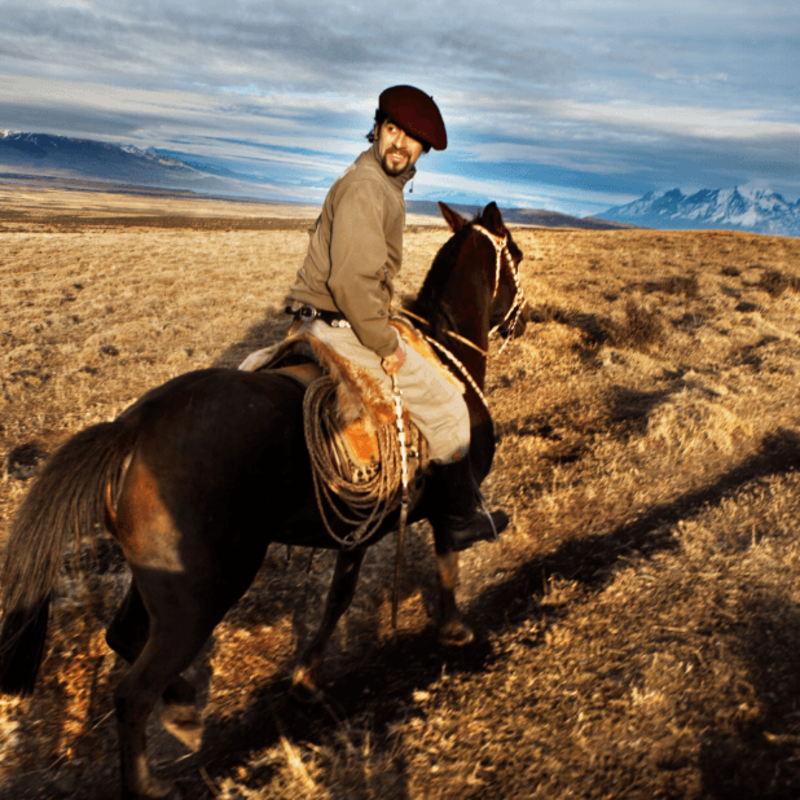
[381,148,411,176]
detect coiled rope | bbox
[303,374,426,549]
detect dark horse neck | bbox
[407,217,503,480]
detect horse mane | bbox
[406,219,477,333]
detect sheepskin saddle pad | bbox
[238,319,462,469]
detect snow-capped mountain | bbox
[599,187,800,237]
[0,131,233,194]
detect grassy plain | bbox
[1,185,800,799]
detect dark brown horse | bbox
[0,201,526,799]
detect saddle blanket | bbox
[239,318,462,468]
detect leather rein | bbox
[396,223,526,408]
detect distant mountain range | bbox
[3,132,796,236]
[599,187,800,237]
[404,200,629,230]
[0,131,628,231]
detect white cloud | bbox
[557,101,800,140]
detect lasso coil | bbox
[302,376,425,548]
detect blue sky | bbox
[0,0,798,217]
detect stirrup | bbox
[447,509,509,552]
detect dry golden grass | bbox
[2,186,800,799]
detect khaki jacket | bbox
[288,142,414,358]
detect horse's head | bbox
[439,201,528,341]
[408,201,529,395]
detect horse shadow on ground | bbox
[149,428,800,797]
[699,589,800,799]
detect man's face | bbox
[375,119,424,176]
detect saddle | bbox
[239,318,462,473]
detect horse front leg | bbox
[434,550,474,646]
[290,547,365,702]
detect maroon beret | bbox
[379,85,448,151]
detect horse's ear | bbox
[480,202,507,237]
[438,202,468,233]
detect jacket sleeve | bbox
[327,179,399,358]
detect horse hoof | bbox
[160,704,204,752]
[289,665,322,704]
[439,620,474,647]
[124,778,183,800]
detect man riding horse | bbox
[286,84,508,552]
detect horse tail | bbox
[0,418,137,695]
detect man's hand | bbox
[381,345,406,375]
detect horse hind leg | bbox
[106,581,203,754]
[159,677,203,754]
[291,547,365,703]
[112,580,220,800]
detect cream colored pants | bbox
[299,319,470,464]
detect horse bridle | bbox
[470,223,527,355]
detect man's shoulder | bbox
[333,153,401,209]
[339,149,387,186]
